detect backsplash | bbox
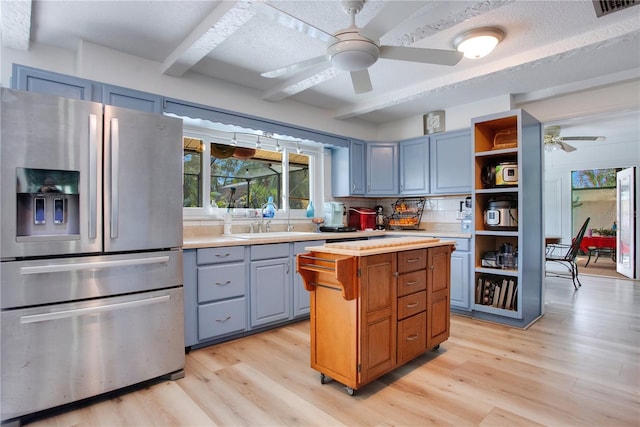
[337,194,471,228]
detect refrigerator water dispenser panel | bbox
[16,168,80,239]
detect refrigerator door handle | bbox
[88,114,98,239]
[19,255,170,275]
[19,295,171,324]
[110,117,120,239]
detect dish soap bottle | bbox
[263,196,275,218]
[306,201,314,218]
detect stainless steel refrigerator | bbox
[0,88,185,423]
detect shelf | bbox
[475,147,518,157]
[475,267,518,276]
[475,187,518,194]
[473,303,521,319]
[475,230,519,237]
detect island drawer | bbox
[398,291,426,320]
[397,249,427,273]
[397,270,426,296]
[197,263,246,303]
[397,311,426,364]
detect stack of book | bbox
[476,275,518,310]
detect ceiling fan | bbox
[257,0,463,100]
[544,125,606,152]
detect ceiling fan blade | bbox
[561,136,606,141]
[350,69,372,94]
[262,61,336,102]
[261,55,328,78]
[380,45,463,66]
[559,140,577,152]
[254,1,338,43]
[361,1,426,40]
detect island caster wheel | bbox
[345,386,356,396]
[320,373,328,384]
[432,344,440,351]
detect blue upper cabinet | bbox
[399,136,429,195]
[366,142,398,196]
[12,64,97,101]
[12,64,163,113]
[102,84,162,113]
[429,128,472,194]
[332,139,366,197]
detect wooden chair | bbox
[545,217,590,289]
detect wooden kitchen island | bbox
[296,237,454,395]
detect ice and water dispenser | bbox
[16,168,80,240]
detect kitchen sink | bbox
[229,232,320,240]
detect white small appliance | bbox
[323,202,344,228]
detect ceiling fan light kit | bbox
[328,35,379,71]
[454,27,504,59]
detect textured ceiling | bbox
[2,0,639,125]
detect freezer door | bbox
[1,250,183,309]
[1,287,185,422]
[0,88,103,259]
[103,106,183,252]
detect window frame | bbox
[182,126,323,219]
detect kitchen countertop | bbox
[183,229,471,249]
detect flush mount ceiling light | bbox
[453,27,504,59]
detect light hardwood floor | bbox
[25,274,639,426]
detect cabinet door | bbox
[250,257,291,328]
[359,253,396,384]
[450,251,471,310]
[367,142,398,195]
[331,139,365,196]
[102,84,162,113]
[399,137,429,195]
[350,139,366,195]
[430,129,472,194]
[426,245,451,349]
[12,64,96,100]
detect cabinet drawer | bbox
[397,311,426,364]
[250,243,289,260]
[197,263,246,303]
[198,298,246,341]
[197,246,245,264]
[397,249,427,273]
[398,291,426,320]
[397,270,426,296]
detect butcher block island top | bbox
[308,236,454,256]
[296,238,454,395]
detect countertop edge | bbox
[183,230,471,249]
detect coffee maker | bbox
[374,205,386,230]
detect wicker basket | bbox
[388,197,426,229]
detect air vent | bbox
[592,0,639,17]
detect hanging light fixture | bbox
[275,140,282,152]
[296,142,302,154]
[230,133,237,145]
[255,136,262,149]
[453,27,504,59]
